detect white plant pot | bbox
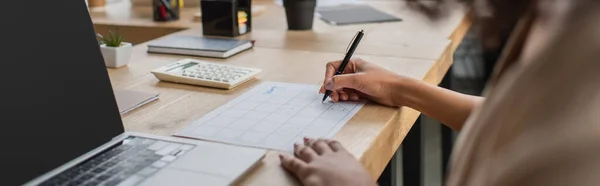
[100,42,132,68]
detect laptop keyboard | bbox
[40,137,195,186]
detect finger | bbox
[324,60,361,92]
[349,92,360,101]
[331,73,366,92]
[322,78,335,99]
[325,61,342,79]
[324,78,334,91]
[320,78,331,94]
[323,61,342,92]
[323,88,339,103]
[330,90,340,102]
[304,137,313,146]
[320,78,334,94]
[322,139,344,152]
[339,90,349,101]
[294,143,318,162]
[279,154,309,178]
[340,89,361,101]
[305,138,332,155]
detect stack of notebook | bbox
[147,35,253,58]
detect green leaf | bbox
[118,35,123,46]
[100,30,125,47]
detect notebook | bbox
[317,5,402,25]
[114,90,160,115]
[147,36,254,58]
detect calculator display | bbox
[165,62,198,72]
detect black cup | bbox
[283,0,316,30]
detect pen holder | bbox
[201,0,251,37]
[153,0,181,22]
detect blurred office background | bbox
[87,1,488,185]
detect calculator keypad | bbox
[182,64,251,83]
[151,59,261,89]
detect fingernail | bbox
[303,137,310,142]
[279,154,284,160]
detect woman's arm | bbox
[320,58,483,131]
[396,78,483,131]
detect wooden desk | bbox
[97,1,471,185]
[91,0,467,52]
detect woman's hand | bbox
[280,138,376,186]
[319,58,482,130]
[319,58,408,107]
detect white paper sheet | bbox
[175,82,365,152]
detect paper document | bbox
[114,90,159,115]
[176,82,365,152]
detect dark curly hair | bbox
[406,0,536,83]
[407,0,534,49]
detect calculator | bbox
[151,58,261,89]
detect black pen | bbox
[322,30,364,103]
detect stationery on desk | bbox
[322,30,364,102]
[154,0,182,21]
[317,5,402,25]
[192,5,268,22]
[114,90,160,115]
[176,82,366,152]
[151,58,262,90]
[147,35,254,58]
[175,30,367,152]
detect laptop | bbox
[0,1,265,186]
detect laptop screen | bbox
[0,1,125,185]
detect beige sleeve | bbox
[472,4,600,186]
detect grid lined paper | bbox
[175,82,365,152]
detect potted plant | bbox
[97,31,132,68]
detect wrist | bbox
[390,75,422,108]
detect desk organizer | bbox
[201,0,251,37]
[153,0,181,21]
